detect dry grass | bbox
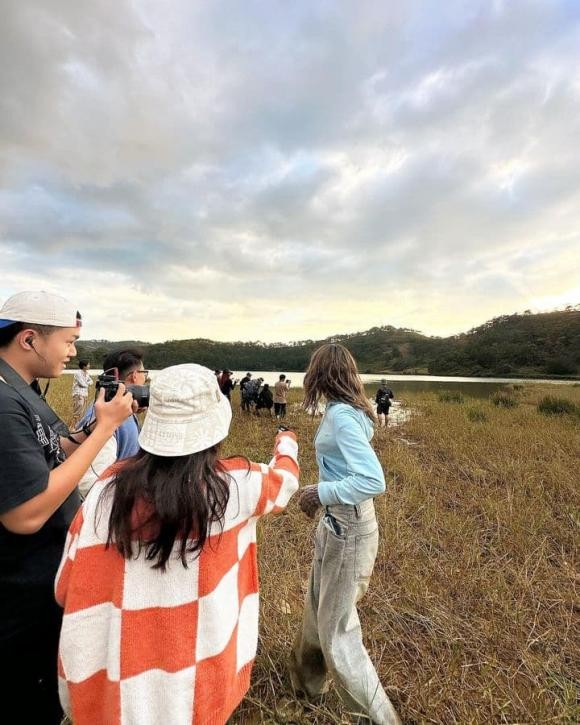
[46,378,580,724]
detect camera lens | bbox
[126,384,150,408]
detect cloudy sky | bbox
[1,0,579,343]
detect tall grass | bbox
[45,378,580,723]
[537,396,579,417]
[490,390,518,408]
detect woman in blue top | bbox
[290,343,400,725]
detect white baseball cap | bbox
[0,291,81,329]
[139,364,232,457]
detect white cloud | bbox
[0,0,579,342]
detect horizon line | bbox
[77,304,579,347]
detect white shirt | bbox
[72,370,93,398]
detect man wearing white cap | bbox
[0,291,135,725]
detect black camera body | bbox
[96,373,150,408]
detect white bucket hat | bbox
[139,364,232,457]
[0,290,81,329]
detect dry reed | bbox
[45,378,579,724]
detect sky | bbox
[1,0,579,343]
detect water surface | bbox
[63,370,576,400]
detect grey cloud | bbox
[1,0,579,337]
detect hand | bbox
[94,384,134,432]
[299,484,321,519]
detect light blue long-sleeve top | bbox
[315,401,386,506]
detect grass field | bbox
[47,378,579,724]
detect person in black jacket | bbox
[375,379,394,427]
[255,383,274,417]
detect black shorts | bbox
[377,404,390,415]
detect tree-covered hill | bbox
[428,309,580,377]
[74,307,580,378]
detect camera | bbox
[96,373,150,408]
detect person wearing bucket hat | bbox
[0,291,135,725]
[55,364,300,725]
[139,364,233,455]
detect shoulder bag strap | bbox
[0,358,70,437]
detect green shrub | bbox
[491,391,518,408]
[467,408,488,423]
[438,391,464,403]
[537,396,578,416]
[545,358,578,376]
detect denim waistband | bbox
[325,498,375,519]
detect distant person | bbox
[218,369,237,400]
[0,291,133,725]
[240,372,252,411]
[71,359,92,427]
[55,364,299,725]
[289,343,400,725]
[77,348,147,496]
[255,383,274,417]
[274,374,291,419]
[375,379,394,428]
[244,376,262,412]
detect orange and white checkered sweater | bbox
[55,432,299,725]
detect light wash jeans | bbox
[290,500,401,724]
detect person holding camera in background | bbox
[0,291,134,725]
[77,348,148,496]
[274,373,291,419]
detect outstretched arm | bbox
[254,431,299,516]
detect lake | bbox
[64,370,577,399]
[226,372,576,399]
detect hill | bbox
[74,307,580,378]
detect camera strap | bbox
[0,358,70,437]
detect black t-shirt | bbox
[0,381,81,643]
[376,387,394,407]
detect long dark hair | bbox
[303,343,376,422]
[101,444,233,571]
